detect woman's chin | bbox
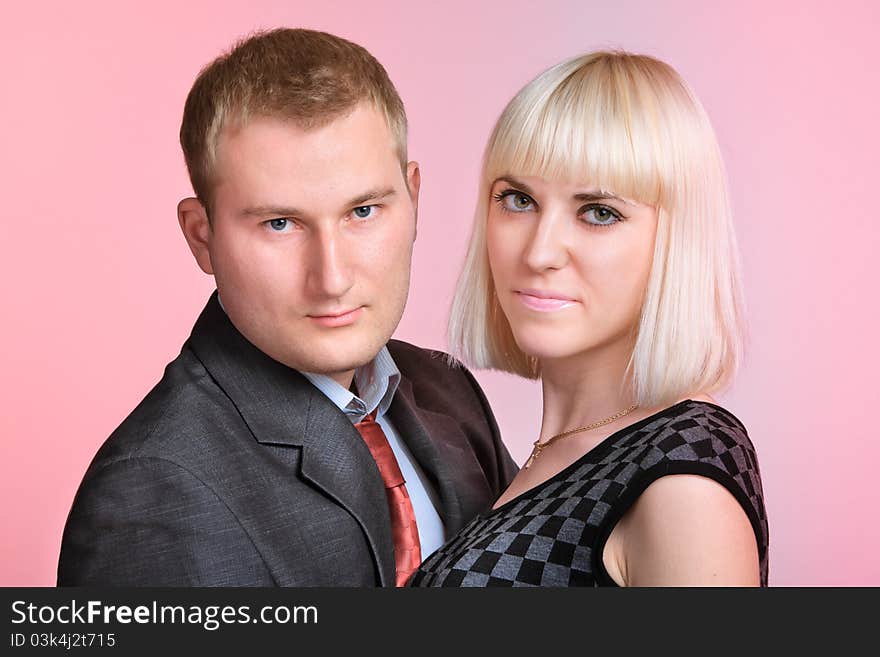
[512,334,585,362]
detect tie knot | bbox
[354,414,405,488]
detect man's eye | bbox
[352,205,377,220]
[267,218,291,231]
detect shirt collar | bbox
[301,346,401,423]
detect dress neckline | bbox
[483,399,711,519]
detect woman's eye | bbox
[352,205,377,220]
[267,218,292,231]
[581,204,621,226]
[500,192,535,212]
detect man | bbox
[58,28,517,586]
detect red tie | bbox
[354,411,422,586]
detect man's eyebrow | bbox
[240,188,397,218]
[241,205,304,218]
[348,187,396,207]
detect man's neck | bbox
[326,369,356,390]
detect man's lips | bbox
[307,306,364,327]
[514,289,579,312]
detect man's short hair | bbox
[180,28,408,214]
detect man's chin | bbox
[285,343,384,378]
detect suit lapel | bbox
[297,400,396,586]
[388,380,463,534]
[390,376,493,537]
[187,293,396,586]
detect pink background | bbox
[2,0,878,586]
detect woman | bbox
[410,51,768,586]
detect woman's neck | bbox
[538,338,637,440]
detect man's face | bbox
[195,105,419,386]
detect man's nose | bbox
[307,228,354,299]
[523,208,571,272]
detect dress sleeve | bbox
[591,407,769,586]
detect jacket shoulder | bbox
[58,454,274,585]
[86,343,246,471]
[386,339,479,407]
[386,339,461,373]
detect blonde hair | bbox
[180,28,407,214]
[449,51,746,408]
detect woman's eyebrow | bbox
[494,176,536,196]
[573,191,626,203]
[495,177,631,205]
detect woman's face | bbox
[486,174,659,366]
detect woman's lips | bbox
[308,306,364,327]
[514,290,578,312]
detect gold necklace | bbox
[523,403,639,469]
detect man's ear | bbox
[177,197,214,275]
[406,161,421,237]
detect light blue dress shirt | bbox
[302,348,446,556]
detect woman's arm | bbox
[617,473,760,586]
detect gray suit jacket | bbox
[57,293,518,586]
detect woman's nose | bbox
[524,209,570,272]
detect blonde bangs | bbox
[484,53,677,208]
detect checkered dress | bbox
[409,400,769,587]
